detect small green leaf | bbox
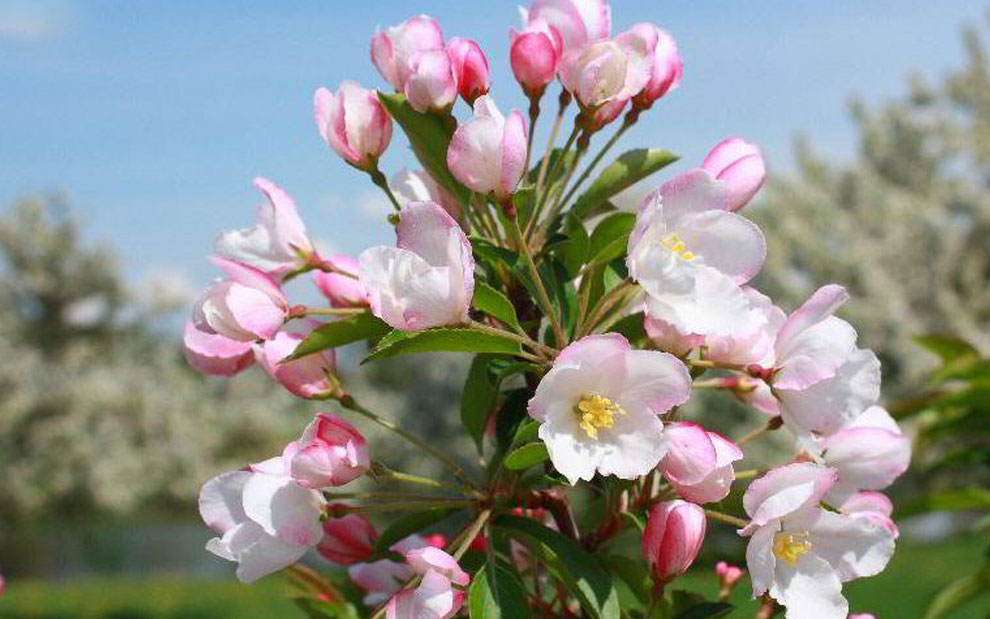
[494,514,621,619]
[674,602,734,619]
[547,213,591,277]
[373,507,461,555]
[924,564,990,619]
[364,327,521,363]
[377,93,470,205]
[495,389,531,454]
[511,419,540,445]
[504,442,549,470]
[288,313,390,360]
[461,354,501,451]
[607,311,647,344]
[573,149,679,218]
[914,333,981,364]
[587,211,636,266]
[473,282,521,330]
[468,561,533,619]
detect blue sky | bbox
[0,0,981,294]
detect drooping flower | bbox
[255,330,337,399]
[642,500,706,584]
[281,414,370,489]
[214,178,315,277]
[527,333,691,484]
[348,535,443,606]
[386,547,468,619]
[390,168,462,220]
[192,256,288,342]
[702,137,766,212]
[447,95,527,200]
[662,422,744,504]
[182,319,255,377]
[371,15,445,91]
[318,511,377,565]
[557,38,651,109]
[740,463,895,619]
[446,37,490,105]
[312,255,369,309]
[521,0,611,53]
[509,18,563,96]
[625,24,682,109]
[314,83,393,171]
[359,201,475,330]
[404,49,459,114]
[199,467,325,583]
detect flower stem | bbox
[557,113,636,210]
[369,165,402,212]
[335,394,481,490]
[335,500,473,514]
[704,509,748,528]
[451,509,492,560]
[531,121,581,234]
[737,417,784,446]
[535,89,571,194]
[523,91,542,174]
[468,319,555,358]
[369,462,468,491]
[577,280,638,338]
[507,218,567,347]
[291,306,365,317]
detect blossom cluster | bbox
[185,2,908,618]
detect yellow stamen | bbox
[575,394,625,439]
[662,232,695,261]
[773,532,813,566]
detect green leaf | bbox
[377,92,470,205]
[495,389,531,454]
[494,514,621,619]
[364,327,521,363]
[607,311,647,344]
[373,507,461,555]
[504,442,549,470]
[587,211,635,266]
[924,563,990,619]
[292,598,361,619]
[473,282,521,330]
[898,487,990,518]
[461,354,501,451]
[468,561,533,619]
[914,333,981,364]
[547,213,591,277]
[573,149,679,218]
[674,602,734,619]
[601,554,650,609]
[288,313,390,360]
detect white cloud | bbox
[0,1,75,42]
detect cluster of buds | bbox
[183,1,903,618]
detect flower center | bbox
[574,394,625,439]
[772,532,813,566]
[662,232,696,261]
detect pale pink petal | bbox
[671,210,766,283]
[742,463,837,529]
[183,320,254,376]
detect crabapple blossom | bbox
[521,0,610,53]
[446,37,490,105]
[404,49,459,114]
[527,333,691,484]
[702,137,767,212]
[318,511,377,565]
[390,168,461,220]
[840,492,899,539]
[386,547,468,619]
[716,561,744,588]
[255,330,337,399]
[558,38,651,109]
[447,95,527,199]
[642,500,706,584]
[740,463,895,619]
[214,178,315,278]
[770,285,882,436]
[358,201,475,330]
[182,320,254,377]
[662,423,744,504]
[199,467,325,583]
[627,24,682,109]
[509,19,562,95]
[192,256,288,342]
[347,535,448,606]
[371,15,445,91]
[314,83,393,171]
[281,414,370,489]
[312,254,368,308]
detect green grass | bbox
[1,535,988,618]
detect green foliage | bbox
[503,442,549,471]
[468,561,533,619]
[572,149,678,219]
[363,327,522,363]
[472,283,521,331]
[289,313,390,360]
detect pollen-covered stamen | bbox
[662,232,696,261]
[575,394,626,439]
[772,531,813,566]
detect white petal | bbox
[241,473,324,546]
[771,552,847,619]
[199,470,251,534]
[790,508,895,582]
[745,521,779,596]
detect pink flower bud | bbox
[588,98,627,131]
[447,95,527,199]
[523,0,610,53]
[702,137,766,212]
[509,20,562,96]
[182,320,254,376]
[371,15,445,91]
[255,330,337,399]
[404,49,458,114]
[314,83,392,171]
[445,37,490,105]
[192,257,288,342]
[283,414,370,489]
[663,423,744,504]
[642,500,706,584]
[558,38,650,109]
[312,255,368,309]
[318,511,377,565]
[624,24,682,109]
[405,547,470,586]
[715,561,744,588]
